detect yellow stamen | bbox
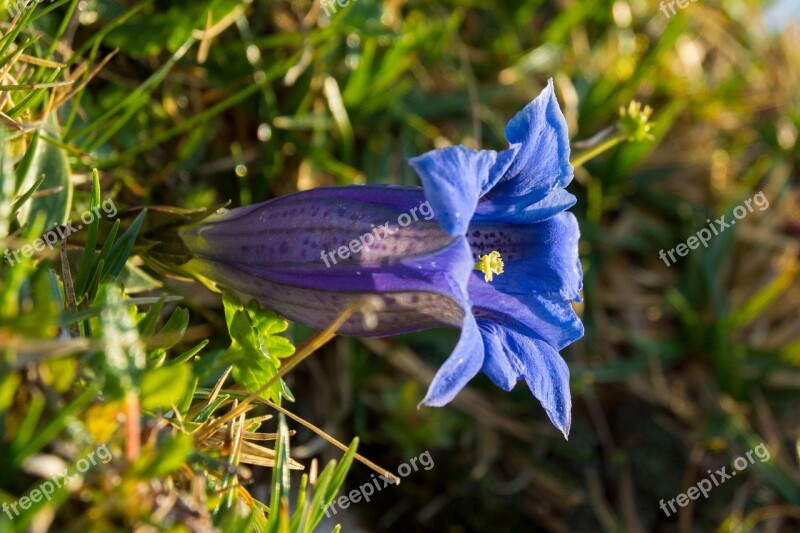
[475,251,504,282]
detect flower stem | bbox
[570,135,624,168]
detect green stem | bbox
[570,135,624,168]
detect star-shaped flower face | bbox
[407,80,582,436]
[179,80,583,437]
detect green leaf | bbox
[13,129,40,193]
[144,307,190,351]
[0,372,20,413]
[168,339,209,367]
[265,414,292,533]
[84,219,119,301]
[10,172,46,217]
[724,266,798,330]
[0,127,15,238]
[99,208,146,282]
[140,364,191,410]
[137,296,166,337]
[225,309,287,402]
[74,169,102,298]
[17,119,72,231]
[138,432,194,477]
[192,394,230,423]
[1,212,47,320]
[221,292,295,402]
[301,438,359,533]
[7,264,60,338]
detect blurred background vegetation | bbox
[1,0,799,531]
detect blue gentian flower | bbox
[179,81,583,436]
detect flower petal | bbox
[478,321,572,438]
[184,237,475,336]
[467,212,582,299]
[420,313,485,406]
[475,188,576,224]
[409,146,499,236]
[479,145,520,196]
[201,185,433,221]
[482,79,573,212]
[181,186,449,268]
[479,326,519,391]
[214,236,473,298]
[469,280,583,350]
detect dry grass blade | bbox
[16,54,65,68]
[257,396,400,485]
[201,430,303,469]
[0,110,22,130]
[194,296,383,442]
[0,80,74,90]
[53,49,119,109]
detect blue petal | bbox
[467,212,582,299]
[479,326,519,391]
[420,313,485,406]
[469,280,584,350]
[409,146,499,236]
[475,188,577,225]
[478,321,572,437]
[479,145,520,196]
[482,79,573,212]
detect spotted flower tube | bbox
[177,81,583,436]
